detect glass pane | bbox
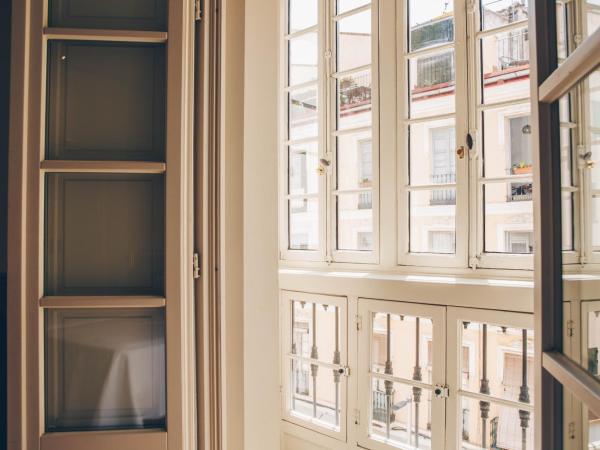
[408,0,454,52]
[292,301,340,363]
[593,197,600,250]
[556,1,569,61]
[289,0,318,33]
[409,50,456,119]
[336,9,371,72]
[587,5,600,37]
[409,119,456,186]
[587,307,600,377]
[483,182,533,254]
[588,71,600,189]
[289,142,319,195]
[482,104,532,179]
[562,192,574,252]
[46,41,165,161]
[371,313,434,382]
[459,397,533,450]
[45,174,164,296]
[369,378,433,449]
[288,32,318,86]
[337,70,372,130]
[289,197,319,250]
[45,308,165,432]
[337,130,373,191]
[409,189,456,254]
[337,192,373,251]
[461,322,534,402]
[481,28,530,105]
[290,359,341,429]
[289,86,318,141]
[560,127,573,188]
[480,0,528,31]
[49,0,167,31]
[337,0,370,14]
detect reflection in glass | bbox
[337,0,370,15]
[45,308,166,432]
[337,193,373,251]
[337,70,372,130]
[409,50,456,119]
[483,182,533,254]
[288,32,318,86]
[45,174,165,296]
[289,0,318,33]
[289,197,319,250]
[289,142,319,196]
[409,190,456,254]
[336,9,371,72]
[480,0,528,31]
[49,0,167,31]
[409,120,456,186]
[480,27,530,105]
[408,0,454,52]
[46,41,166,161]
[337,131,372,191]
[289,86,318,140]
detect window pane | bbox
[337,70,372,129]
[481,27,530,105]
[483,182,533,254]
[588,71,600,189]
[371,313,434,381]
[337,0,370,14]
[45,174,165,296]
[482,104,532,179]
[459,397,533,449]
[480,0,528,31]
[289,198,319,250]
[49,0,166,31]
[592,197,600,250]
[292,301,340,363]
[408,0,454,51]
[409,50,455,119]
[562,192,574,252]
[336,9,371,72]
[556,1,569,60]
[289,142,319,195]
[289,86,318,140]
[370,378,433,449]
[289,0,318,33]
[46,41,166,161]
[288,32,318,86]
[410,120,456,186]
[45,308,165,432]
[409,190,456,254]
[337,192,373,251]
[337,130,372,191]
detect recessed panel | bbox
[49,0,167,31]
[45,308,166,432]
[45,174,165,296]
[46,41,166,161]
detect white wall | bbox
[243,0,281,449]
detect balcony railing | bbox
[430,172,456,205]
[373,389,395,423]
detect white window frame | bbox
[280,0,380,264]
[356,298,447,450]
[445,307,534,450]
[280,290,349,441]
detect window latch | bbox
[466,133,474,150]
[433,384,449,399]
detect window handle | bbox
[457,146,466,160]
[317,158,330,175]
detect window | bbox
[282,0,378,262]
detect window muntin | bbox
[282,292,348,439]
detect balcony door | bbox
[7,0,196,449]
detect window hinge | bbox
[356,315,363,331]
[194,0,202,21]
[193,252,201,279]
[567,319,575,337]
[354,409,360,425]
[568,421,576,440]
[469,256,480,270]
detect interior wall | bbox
[243,0,280,448]
[0,0,10,448]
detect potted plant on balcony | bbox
[511,161,532,175]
